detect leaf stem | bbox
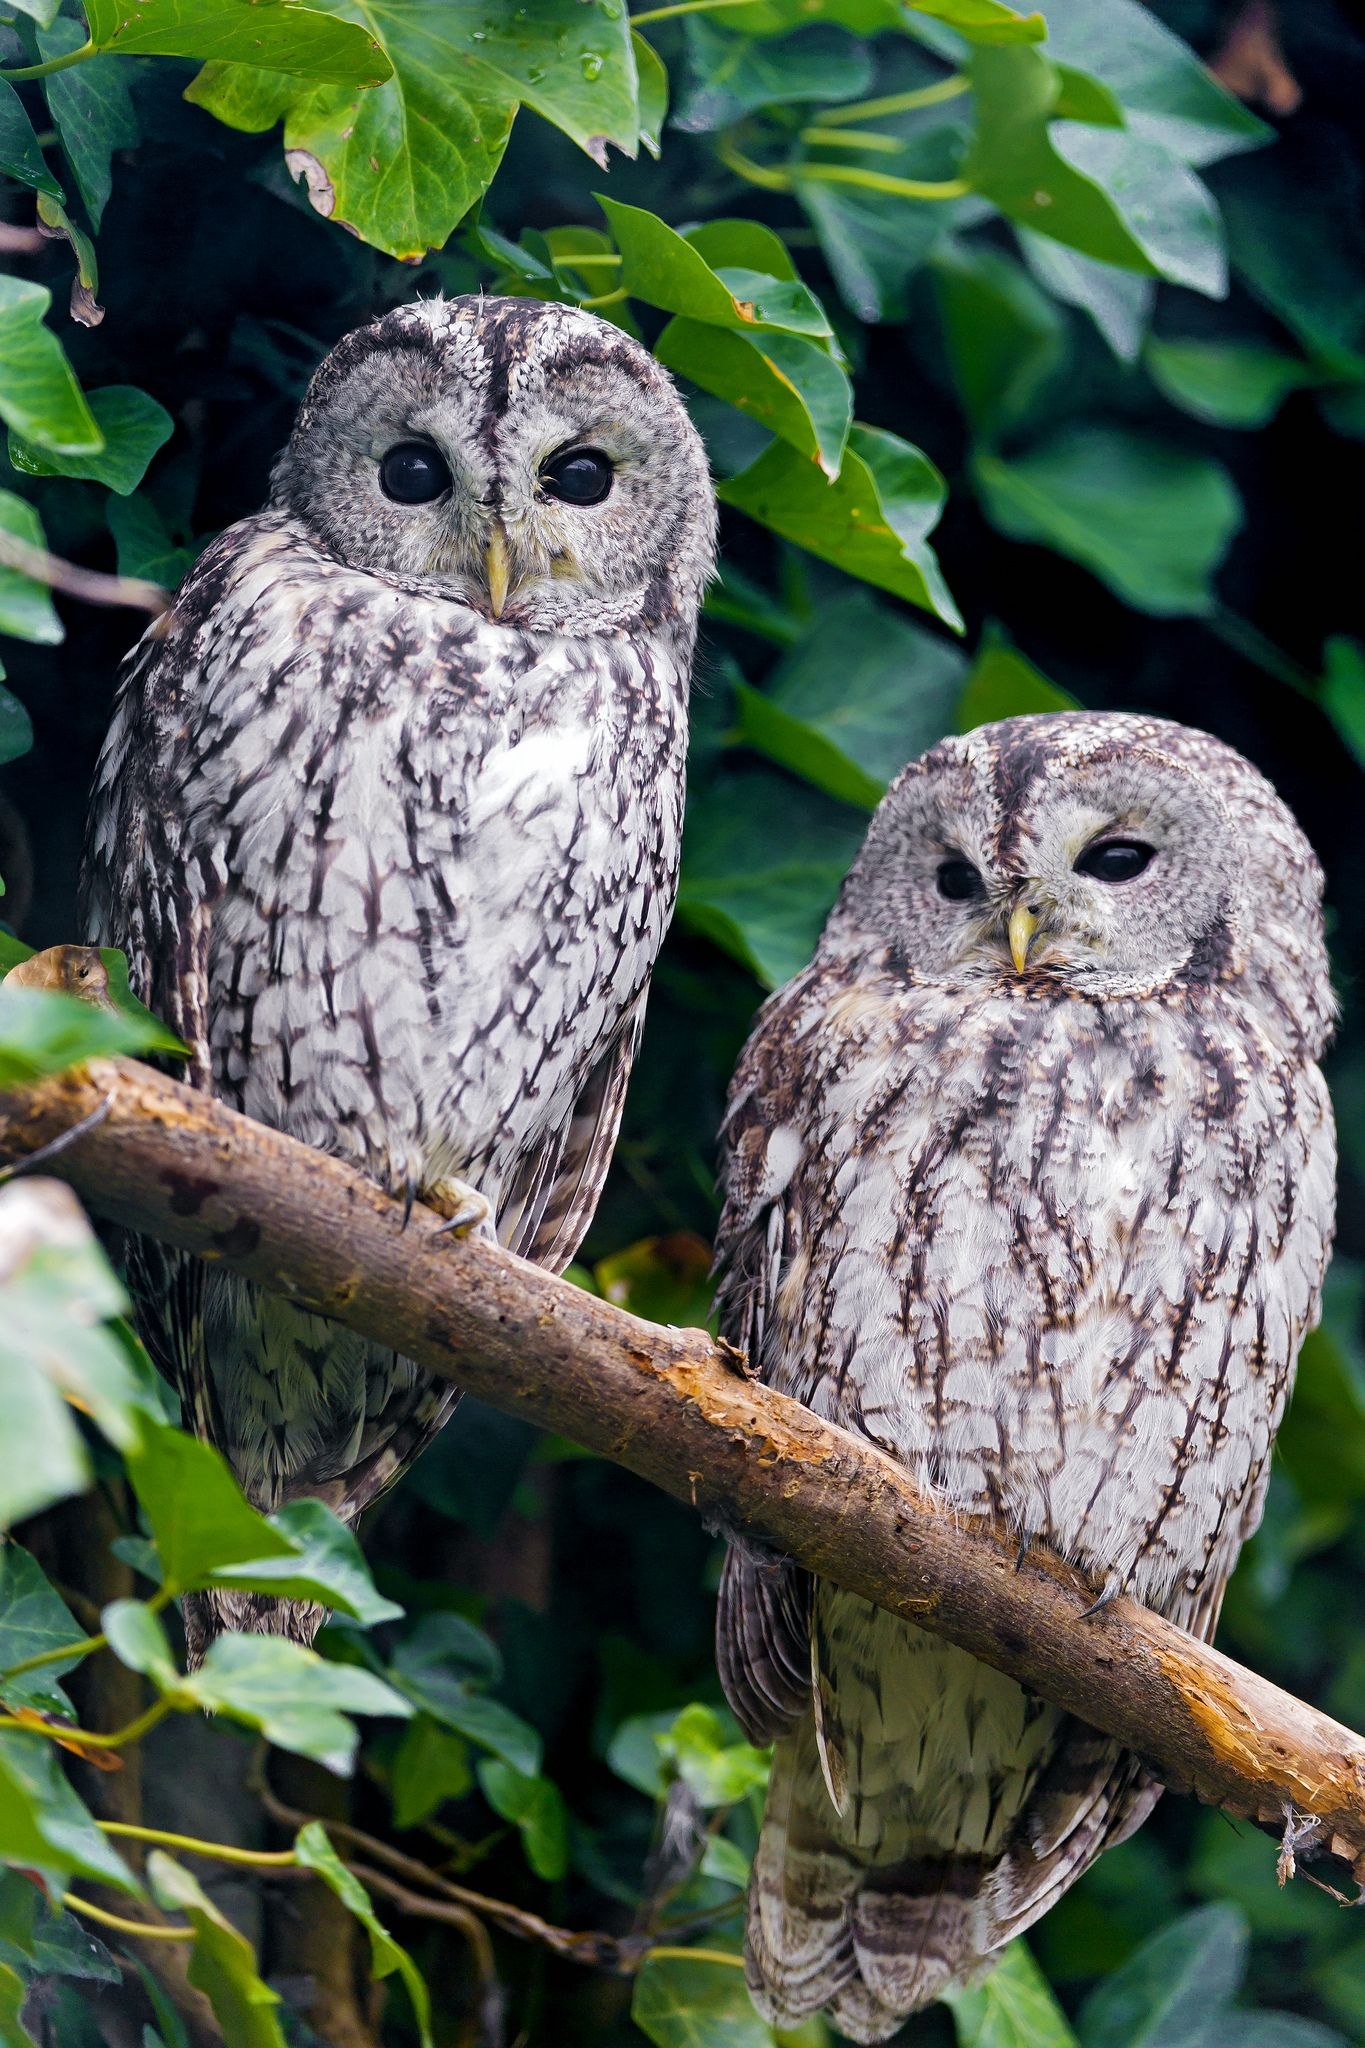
[62,1896,194,1943]
[0,1696,176,1749]
[716,135,791,193]
[1,41,96,80]
[796,162,971,201]
[644,1944,746,1966]
[99,1821,298,1868]
[0,1586,174,1686]
[552,252,622,269]
[814,78,968,125]
[800,127,909,154]
[631,0,755,21]
[578,287,630,310]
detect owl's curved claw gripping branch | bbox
[3,1053,1365,1896]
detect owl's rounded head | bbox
[271,295,716,639]
[823,711,1332,1052]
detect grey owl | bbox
[81,295,715,1651]
[714,713,1334,2040]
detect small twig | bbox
[347,1864,505,2035]
[0,529,169,617]
[0,223,45,255]
[0,1092,114,1187]
[813,78,969,124]
[99,1821,298,1869]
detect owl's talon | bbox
[1077,1575,1121,1621]
[428,1179,493,1239]
[1013,1531,1034,1573]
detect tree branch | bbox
[4,1058,1364,1887]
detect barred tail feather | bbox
[182,1589,328,1668]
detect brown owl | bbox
[713,713,1335,2040]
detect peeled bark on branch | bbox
[3,1057,1364,1888]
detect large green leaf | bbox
[0,80,62,198]
[654,1704,769,1809]
[388,1629,541,1775]
[0,1730,138,1896]
[1035,0,1271,167]
[720,427,959,628]
[672,19,872,133]
[677,762,866,988]
[632,1949,769,2048]
[293,1825,434,2048]
[1145,338,1318,429]
[0,495,62,648]
[146,1854,285,2048]
[1078,1904,1247,2048]
[124,1421,299,1593]
[85,0,390,79]
[389,1714,472,1827]
[476,1758,569,1880]
[973,427,1242,618]
[1015,227,1154,363]
[656,318,851,478]
[602,197,832,340]
[9,387,173,495]
[964,45,1226,298]
[0,1871,119,1989]
[1319,637,1365,773]
[36,18,138,228]
[735,589,967,806]
[186,1633,411,1774]
[0,1547,86,1717]
[193,1,639,262]
[955,632,1078,731]
[0,284,100,460]
[0,984,184,1086]
[947,1940,1080,2047]
[931,240,1066,438]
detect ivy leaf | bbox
[476,1759,569,1880]
[631,1948,768,2048]
[146,1854,285,2048]
[0,1548,86,1717]
[656,318,851,478]
[193,1,639,263]
[0,1871,119,1988]
[719,427,961,630]
[0,692,33,770]
[672,20,872,133]
[931,240,1066,439]
[10,388,173,495]
[0,1730,138,1895]
[955,631,1079,731]
[735,589,967,807]
[293,1825,434,2048]
[1015,227,1154,363]
[946,1939,1080,2047]
[964,46,1226,299]
[602,197,832,340]
[677,762,866,988]
[0,984,184,1088]
[208,1498,402,1626]
[655,1705,769,1809]
[0,284,100,459]
[124,1422,300,1593]
[634,33,667,158]
[1077,1904,1248,2047]
[1319,637,1365,774]
[184,1633,412,1774]
[389,1715,472,1828]
[36,17,138,229]
[0,81,63,199]
[1144,339,1318,430]
[84,0,390,82]
[973,427,1242,618]
[1032,0,1271,168]
[0,1963,32,2048]
[106,496,199,587]
[0,494,61,649]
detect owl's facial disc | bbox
[273,297,715,637]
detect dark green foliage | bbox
[1,0,1364,2043]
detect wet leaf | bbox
[85,0,390,81]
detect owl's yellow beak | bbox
[1008,902,1040,975]
[485,525,511,619]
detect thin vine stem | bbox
[62,1896,193,1943]
[797,162,972,200]
[1,40,95,80]
[800,127,908,154]
[578,286,630,310]
[99,1821,298,1869]
[716,135,792,192]
[644,1945,746,1967]
[0,1696,175,1750]
[814,77,968,125]
[631,0,755,23]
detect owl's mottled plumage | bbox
[82,295,714,1650]
[714,713,1334,2040]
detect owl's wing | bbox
[713,972,826,1745]
[497,998,647,1274]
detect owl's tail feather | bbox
[182,1590,328,1669]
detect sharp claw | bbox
[1077,1575,1121,1621]
[1013,1530,1032,1573]
[400,1175,419,1233]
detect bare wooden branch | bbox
[4,1057,1364,1886]
[0,528,169,616]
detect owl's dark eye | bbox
[378,441,451,505]
[1074,839,1155,883]
[936,857,985,903]
[540,447,613,507]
